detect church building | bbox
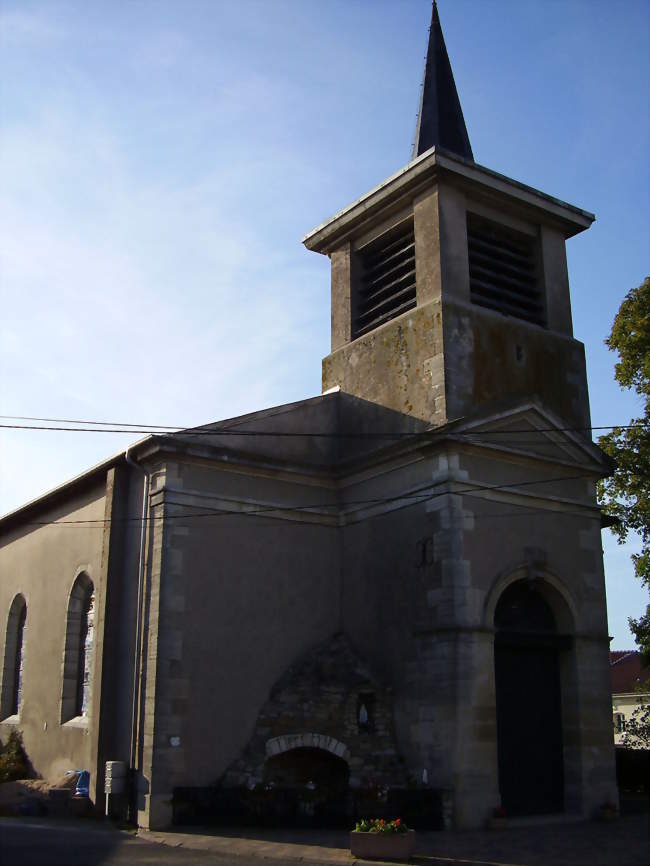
[0,3,618,830]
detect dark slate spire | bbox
[412,1,474,161]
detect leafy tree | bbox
[598,277,650,665]
[621,703,650,750]
[0,730,32,782]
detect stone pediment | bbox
[448,401,611,473]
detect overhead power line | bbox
[0,417,644,439]
[0,414,178,429]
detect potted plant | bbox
[350,817,415,861]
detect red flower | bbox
[395,818,401,825]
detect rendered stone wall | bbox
[322,301,446,425]
[136,457,342,829]
[0,482,108,789]
[442,300,591,430]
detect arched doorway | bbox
[262,747,350,825]
[264,747,349,793]
[494,580,566,815]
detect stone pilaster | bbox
[137,463,190,830]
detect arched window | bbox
[61,574,95,722]
[1,594,27,719]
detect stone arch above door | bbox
[484,564,577,634]
[266,733,349,761]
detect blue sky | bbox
[1,0,648,647]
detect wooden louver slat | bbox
[353,221,416,338]
[467,214,545,327]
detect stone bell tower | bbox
[303,1,594,431]
[300,3,617,829]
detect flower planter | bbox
[349,829,416,861]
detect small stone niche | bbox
[357,692,376,734]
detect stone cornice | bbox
[303,147,594,254]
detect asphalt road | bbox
[3,813,648,866]
[0,820,281,866]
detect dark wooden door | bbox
[495,640,564,815]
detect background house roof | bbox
[610,651,650,694]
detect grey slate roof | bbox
[412,1,474,162]
[174,391,431,469]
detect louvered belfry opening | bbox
[353,220,416,338]
[467,213,545,327]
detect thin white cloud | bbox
[0,8,66,46]
[0,79,328,512]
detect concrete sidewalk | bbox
[139,813,649,866]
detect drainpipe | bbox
[125,445,149,821]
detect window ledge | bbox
[62,715,89,729]
[0,714,20,725]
